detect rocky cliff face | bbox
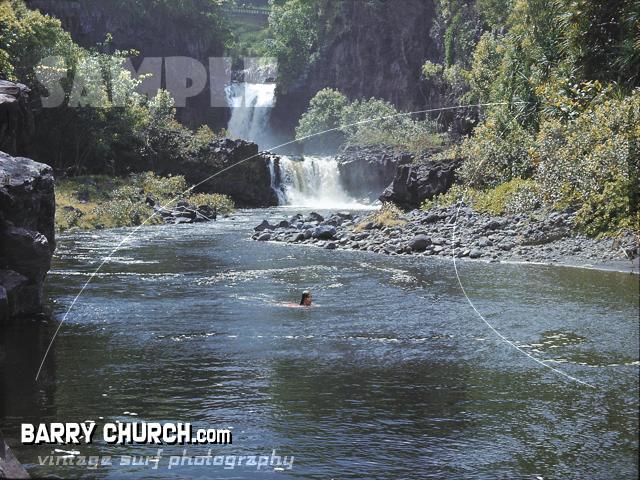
[336,144,460,209]
[271,0,440,135]
[336,145,411,202]
[159,138,279,207]
[380,156,461,210]
[0,152,55,322]
[26,0,229,130]
[0,81,34,157]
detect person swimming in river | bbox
[300,290,312,306]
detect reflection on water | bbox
[0,209,637,479]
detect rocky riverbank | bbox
[0,152,56,322]
[251,206,639,273]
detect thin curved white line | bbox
[450,202,596,388]
[36,100,558,382]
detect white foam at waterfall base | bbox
[225,82,276,148]
[276,156,375,209]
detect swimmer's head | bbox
[300,290,312,306]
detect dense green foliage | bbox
[295,88,445,153]
[264,0,321,90]
[422,0,640,236]
[1,0,227,174]
[55,172,234,231]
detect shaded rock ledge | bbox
[0,152,55,322]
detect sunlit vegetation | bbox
[296,88,445,153]
[55,172,234,231]
[354,203,406,231]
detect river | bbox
[1,207,638,479]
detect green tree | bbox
[265,0,320,89]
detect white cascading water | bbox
[276,155,365,209]
[225,83,276,148]
[225,82,368,208]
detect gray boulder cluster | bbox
[146,196,217,225]
[253,206,639,270]
[0,152,55,322]
[252,211,355,249]
[337,145,409,202]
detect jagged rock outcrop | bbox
[0,81,34,157]
[26,0,229,130]
[159,138,279,207]
[337,145,412,202]
[0,430,29,479]
[0,152,55,322]
[380,157,462,210]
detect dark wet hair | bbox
[300,291,311,305]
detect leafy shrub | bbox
[132,172,188,201]
[189,193,235,215]
[295,88,348,144]
[573,176,639,237]
[265,0,320,90]
[90,197,159,229]
[458,115,535,187]
[534,91,640,235]
[296,90,444,154]
[421,179,541,215]
[421,184,476,211]
[534,92,639,206]
[474,178,541,214]
[55,173,234,231]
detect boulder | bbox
[469,249,483,259]
[0,286,7,324]
[408,234,432,252]
[306,212,324,223]
[158,138,279,207]
[312,225,337,240]
[254,219,274,232]
[0,269,31,318]
[0,152,55,248]
[1,227,51,281]
[380,157,461,210]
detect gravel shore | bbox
[251,206,639,274]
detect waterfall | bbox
[275,156,367,209]
[225,82,276,149]
[225,83,370,209]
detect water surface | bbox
[1,208,638,479]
